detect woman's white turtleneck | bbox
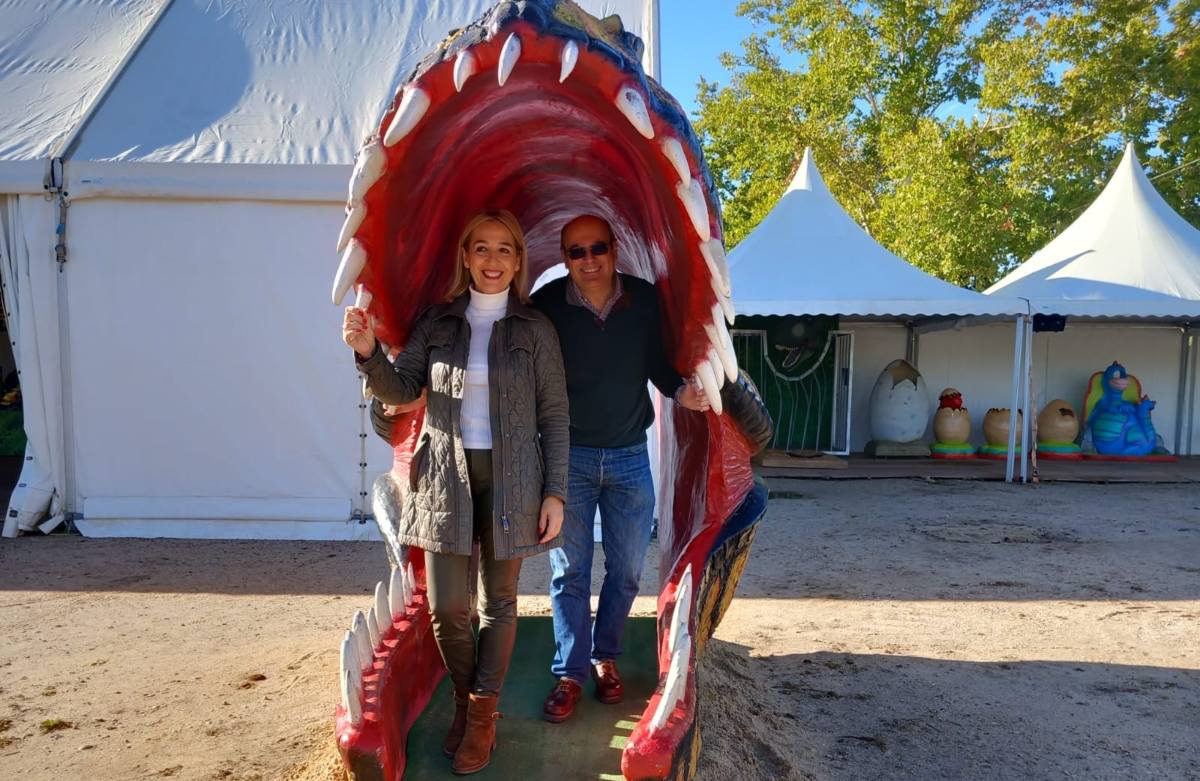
[460,286,509,449]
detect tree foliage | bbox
[697,0,1200,288]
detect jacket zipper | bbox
[494,320,511,556]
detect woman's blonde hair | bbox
[444,209,531,303]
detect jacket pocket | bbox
[409,433,430,493]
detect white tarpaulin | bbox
[729,148,1025,318]
[0,0,657,538]
[986,144,1200,318]
[0,196,67,535]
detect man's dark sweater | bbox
[531,273,683,448]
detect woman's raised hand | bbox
[342,306,377,358]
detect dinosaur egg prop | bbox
[1038,399,1079,443]
[933,388,971,443]
[983,408,1022,446]
[868,359,930,443]
[933,409,971,443]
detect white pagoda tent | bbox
[984,143,1200,454]
[729,149,1031,474]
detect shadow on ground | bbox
[695,639,1200,781]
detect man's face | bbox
[562,216,616,289]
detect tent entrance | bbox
[0,296,23,510]
[732,316,853,454]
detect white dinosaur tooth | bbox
[366,606,381,648]
[340,632,361,714]
[341,630,360,678]
[695,361,723,415]
[615,85,654,139]
[373,581,390,635]
[709,349,726,390]
[388,567,405,620]
[669,565,693,655]
[401,561,414,606]
[336,204,366,254]
[383,85,431,147]
[559,40,579,82]
[650,632,692,730]
[343,669,363,725]
[351,611,373,668]
[708,273,729,308]
[354,285,372,311]
[676,178,712,242]
[406,561,417,603]
[717,293,736,326]
[453,49,477,92]
[348,138,386,203]
[498,33,521,86]
[705,308,738,383]
[332,240,367,305]
[699,239,731,297]
[661,137,690,183]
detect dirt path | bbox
[1,479,1197,780]
[696,479,1200,781]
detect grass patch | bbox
[39,719,74,733]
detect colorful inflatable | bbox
[1081,362,1173,460]
[329,2,773,779]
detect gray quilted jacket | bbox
[356,290,569,560]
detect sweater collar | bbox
[442,287,539,321]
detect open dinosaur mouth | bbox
[331,2,769,779]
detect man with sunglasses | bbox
[531,214,708,723]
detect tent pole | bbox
[1188,331,1198,457]
[1021,315,1034,484]
[905,322,919,367]
[1175,324,1192,455]
[1005,315,1023,483]
[358,391,368,522]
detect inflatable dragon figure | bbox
[1085,361,1160,457]
[330,2,772,778]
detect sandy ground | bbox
[1,479,1198,780]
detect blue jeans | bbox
[549,442,656,682]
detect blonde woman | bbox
[343,209,568,774]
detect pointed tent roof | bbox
[986,144,1200,318]
[729,148,1022,318]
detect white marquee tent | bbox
[731,148,1025,319]
[729,149,1033,477]
[0,0,658,538]
[985,143,1200,454]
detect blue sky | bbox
[660,0,758,118]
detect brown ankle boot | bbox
[451,693,500,775]
[442,688,470,758]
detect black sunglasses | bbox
[566,241,610,261]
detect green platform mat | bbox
[405,616,658,780]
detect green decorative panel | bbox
[732,316,839,452]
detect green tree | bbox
[698,0,1200,288]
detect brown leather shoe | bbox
[591,659,624,704]
[451,693,500,775]
[442,688,470,758]
[541,677,582,723]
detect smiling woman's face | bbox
[463,219,520,295]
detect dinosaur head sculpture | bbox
[332,3,771,779]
